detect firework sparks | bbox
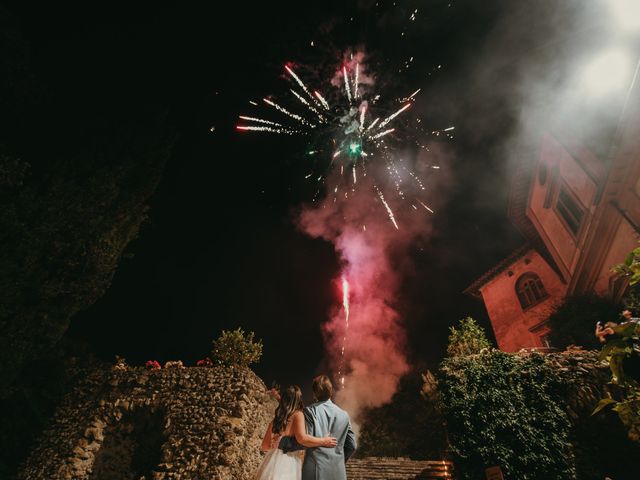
[343,66,352,103]
[377,188,399,229]
[238,115,283,127]
[365,117,380,131]
[379,103,411,129]
[263,98,314,127]
[370,128,395,140]
[354,63,360,99]
[290,89,324,120]
[285,65,320,107]
[417,199,435,213]
[236,125,296,134]
[314,90,330,110]
[236,56,444,228]
[359,104,367,130]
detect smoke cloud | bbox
[296,147,448,420]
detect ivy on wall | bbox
[438,350,577,480]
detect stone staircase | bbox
[346,457,454,480]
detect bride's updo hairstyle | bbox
[272,385,304,434]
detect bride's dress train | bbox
[252,435,303,480]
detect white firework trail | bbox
[376,188,399,229]
[352,165,357,184]
[359,104,367,130]
[314,91,330,110]
[408,88,421,99]
[290,89,324,120]
[370,128,395,140]
[417,199,435,213]
[238,115,283,127]
[343,66,352,103]
[236,125,295,134]
[379,103,411,129]
[366,117,380,131]
[354,63,359,99]
[263,98,314,127]
[285,65,322,107]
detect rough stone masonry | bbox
[19,365,277,480]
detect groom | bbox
[300,375,357,480]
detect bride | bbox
[253,385,337,480]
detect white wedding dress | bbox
[252,433,303,480]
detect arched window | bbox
[516,273,548,309]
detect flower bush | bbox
[196,357,213,367]
[145,360,161,370]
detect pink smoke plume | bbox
[330,50,375,91]
[296,149,445,420]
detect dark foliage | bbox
[0,10,175,477]
[357,373,448,460]
[547,295,621,349]
[0,126,173,392]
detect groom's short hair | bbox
[312,375,333,401]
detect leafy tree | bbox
[211,328,263,368]
[593,320,640,442]
[446,317,491,357]
[613,245,640,286]
[591,248,640,443]
[547,295,620,349]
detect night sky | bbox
[7,0,596,389]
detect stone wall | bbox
[19,366,276,480]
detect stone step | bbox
[346,457,454,480]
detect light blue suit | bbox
[302,399,356,480]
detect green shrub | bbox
[211,328,263,368]
[613,245,640,286]
[594,321,640,443]
[446,317,491,357]
[438,350,576,480]
[593,248,640,443]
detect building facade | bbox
[466,81,640,352]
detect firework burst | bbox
[237,56,440,228]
